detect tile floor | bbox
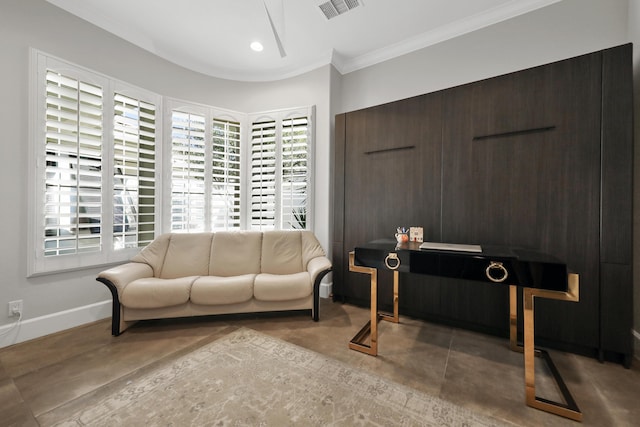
[0,300,638,426]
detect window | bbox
[42,70,104,257]
[250,119,277,230]
[168,104,314,233]
[281,116,310,230]
[170,110,207,232]
[250,107,314,231]
[113,93,157,249]
[211,119,241,230]
[29,52,160,275]
[167,101,244,233]
[30,51,315,275]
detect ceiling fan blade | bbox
[263,0,287,58]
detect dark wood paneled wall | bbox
[599,44,634,362]
[333,44,633,365]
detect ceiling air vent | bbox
[318,0,362,20]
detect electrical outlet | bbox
[8,300,22,317]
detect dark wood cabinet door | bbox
[440,52,602,346]
[340,94,443,309]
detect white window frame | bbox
[247,106,315,231]
[28,50,162,276]
[163,99,247,233]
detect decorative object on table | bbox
[409,226,423,242]
[395,226,409,243]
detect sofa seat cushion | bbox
[121,277,196,309]
[191,275,255,305]
[254,272,311,302]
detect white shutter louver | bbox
[44,70,103,256]
[171,111,206,232]
[211,118,241,230]
[113,93,156,248]
[250,120,277,230]
[281,116,309,230]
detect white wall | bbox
[0,0,332,346]
[1,0,636,349]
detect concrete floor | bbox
[0,300,638,426]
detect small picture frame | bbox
[410,227,423,242]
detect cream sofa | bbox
[97,230,332,335]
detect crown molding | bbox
[335,0,563,75]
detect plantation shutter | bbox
[113,93,156,248]
[44,70,103,256]
[32,51,163,275]
[250,119,277,230]
[171,111,207,232]
[211,118,241,230]
[281,116,309,230]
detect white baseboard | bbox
[0,300,111,349]
[633,329,640,360]
[0,287,335,348]
[320,282,333,299]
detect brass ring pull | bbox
[384,253,401,270]
[486,261,508,283]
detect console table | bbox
[348,240,582,422]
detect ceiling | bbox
[46,0,562,82]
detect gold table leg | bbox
[510,276,582,422]
[509,285,519,352]
[348,252,399,356]
[379,270,400,323]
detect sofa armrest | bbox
[307,256,331,280]
[307,256,332,321]
[98,262,154,295]
[97,262,154,336]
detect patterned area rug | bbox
[48,328,511,426]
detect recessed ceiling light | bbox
[250,41,264,52]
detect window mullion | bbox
[102,81,114,256]
[204,110,213,232]
[74,79,81,252]
[274,116,283,230]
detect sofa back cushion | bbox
[209,231,262,276]
[131,230,325,278]
[261,231,304,274]
[160,233,213,279]
[130,233,172,277]
[301,231,327,268]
